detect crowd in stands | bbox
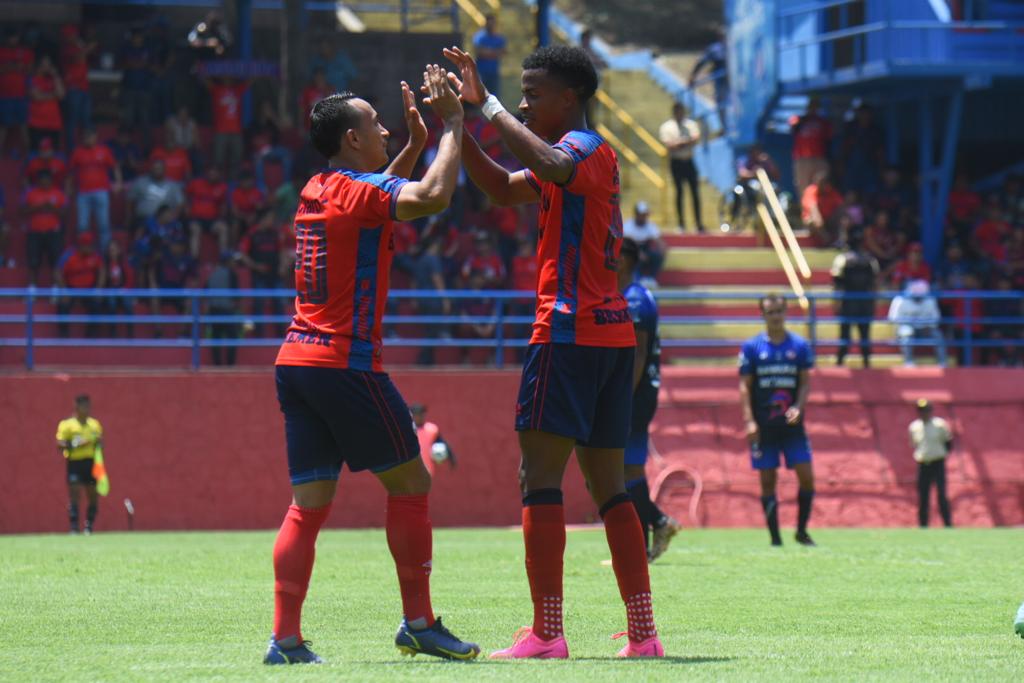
[793,98,1023,366]
[0,17,539,363]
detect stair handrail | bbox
[594,122,666,190]
[594,88,667,159]
[755,201,809,310]
[454,0,487,26]
[756,167,812,280]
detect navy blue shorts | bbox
[751,427,813,471]
[514,343,634,449]
[275,365,419,485]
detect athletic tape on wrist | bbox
[481,94,505,121]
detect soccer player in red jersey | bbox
[443,45,664,658]
[264,66,480,664]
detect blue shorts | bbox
[624,431,649,466]
[275,365,420,485]
[751,428,812,470]
[514,343,634,449]
[0,98,27,126]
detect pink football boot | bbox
[489,627,569,659]
[613,632,665,657]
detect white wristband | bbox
[481,94,505,121]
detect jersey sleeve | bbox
[552,131,606,192]
[336,173,409,223]
[56,419,70,441]
[93,419,103,438]
[798,339,815,369]
[738,341,755,376]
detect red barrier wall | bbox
[3,367,1023,533]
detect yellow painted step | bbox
[665,247,838,271]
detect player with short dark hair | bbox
[55,394,102,534]
[617,238,679,562]
[265,67,480,665]
[739,294,816,547]
[444,44,663,658]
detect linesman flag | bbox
[92,446,110,497]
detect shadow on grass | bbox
[357,655,735,665]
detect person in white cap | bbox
[622,200,666,284]
[887,279,947,367]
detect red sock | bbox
[601,495,657,642]
[272,503,332,642]
[523,500,566,640]
[386,494,435,628]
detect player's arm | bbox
[633,328,649,390]
[394,66,464,221]
[443,46,575,185]
[461,130,539,206]
[739,374,759,444]
[383,81,427,180]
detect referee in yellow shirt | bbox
[908,398,953,528]
[56,394,103,534]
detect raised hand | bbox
[420,63,463,124]
[400,80,427,148]
[442,46,488,106]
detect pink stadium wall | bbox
[3,368,1023,534]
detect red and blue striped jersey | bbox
[525,130,635,347]
[275,169,408,372]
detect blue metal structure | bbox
[725,0,1024,267]
[1,288,1020,370]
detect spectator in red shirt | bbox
[864,209,905,275]
[25,137,68,189]
[238,207,287,335]
[299,68,331,130]
[56,231,104,337]
[801,171,844,246]
[229,168,265,243]
[149,138,193,183]
[59,24,96,150]
[890,242,933,290]
[510,235,539,310]
[23,169,67,285]
[947,172,981,226]
[28,55,65,151]
[461,232,506,288]
[392,220,419,277]
[166,104,200,171]
[100,238,135,337]
[70,128,121,250]
[790,97,832,197]
[973,202,1011,264]
[0,29,35,156]
[207,77,248,179]
[249,99,292,193]
[186,165,229,258]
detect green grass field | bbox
[2,528,1021,681]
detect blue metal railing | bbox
[1,288,1022,370]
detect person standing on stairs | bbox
[830,229,879,368]
[659,102,703,233]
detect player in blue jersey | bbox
[738,293,816,547]
[618,238,679,562]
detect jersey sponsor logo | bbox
[768,390,793,421]
[285,330,332,346]
[594,307,632,325]
[297,198,324,215]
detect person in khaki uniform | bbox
[55,394,103,534]
[908,399,953,528]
